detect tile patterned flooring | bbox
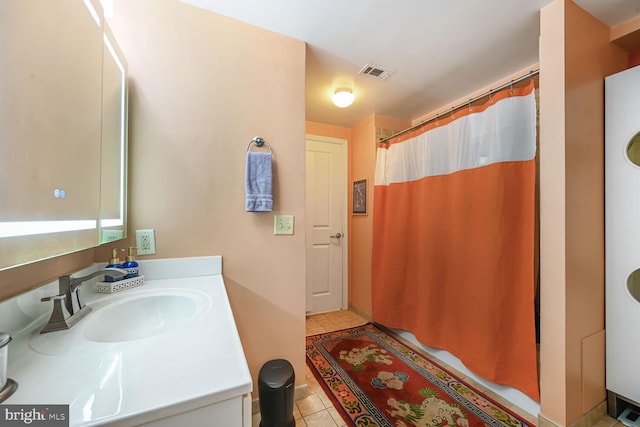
[252,309,625,427]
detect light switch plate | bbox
[274,215,294,235]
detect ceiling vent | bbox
[358,64,395,80]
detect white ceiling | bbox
[180,0,639,128]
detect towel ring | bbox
[246,136,272,153]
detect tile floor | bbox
[252,309,626,427]
[593,416,631,427]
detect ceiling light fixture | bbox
[332,87,354,108]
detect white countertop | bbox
[2,256,252,426]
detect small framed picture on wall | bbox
[353,179,367,215]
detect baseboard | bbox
[251,383,308,415]
[348,304,372,322]
[539,401,607,427]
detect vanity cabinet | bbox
[1,256,253,427]
[139,395,251,427]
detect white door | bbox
[305,135,347,314]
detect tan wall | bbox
[611,14,640,52]
[539,0,628,424]
[539,0,568,421]
[564,0,627,418]
[306,121,351,141]
[348,115,376,316]
[0,250,96,301]
[375,116,413,139]
[96,0,307,394]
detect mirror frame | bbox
[99,24,128,244]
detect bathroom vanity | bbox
[0,256,252,426]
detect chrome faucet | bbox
[40,268,128,334]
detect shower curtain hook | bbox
[510,82,515,96]
[489,91,494,104]
[468,101,472,113]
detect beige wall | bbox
[306,121,351,142]
[348,115,376,316]
[539,0,628,425]
[539,0,568,420]
[0,250,96,301]
[96,0,307,394]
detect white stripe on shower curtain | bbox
[372,83,539,401]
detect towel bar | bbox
[246,136,272,153]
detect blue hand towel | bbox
[245,151,273,212]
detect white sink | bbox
[30,288,208,355]
[83,293,199,342]
[5,257,253,427]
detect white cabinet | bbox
[139,394,251,427]
[605,66,640,410]
[2,257,253,427]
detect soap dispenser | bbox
[105,249,124,282]
[122,247,139,279]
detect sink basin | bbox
[30,288,208,355]
[83,293,200,343]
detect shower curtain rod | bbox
[379,69,539,144]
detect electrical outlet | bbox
[101,229,124,242]
[274,215,294,235]
[136,229,156,255]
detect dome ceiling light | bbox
[332,87,354,108]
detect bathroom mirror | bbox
[0,0,127,270]
[626,131,640,167]
[99,25,128,244]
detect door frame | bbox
[305,134,349,313]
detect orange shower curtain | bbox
[372,83,539,401]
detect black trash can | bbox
[258,359,295,427]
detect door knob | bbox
[330,232,342,239]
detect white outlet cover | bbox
[136,229,156,255]
[102,229,124,242]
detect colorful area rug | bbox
[306,323,533,427]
